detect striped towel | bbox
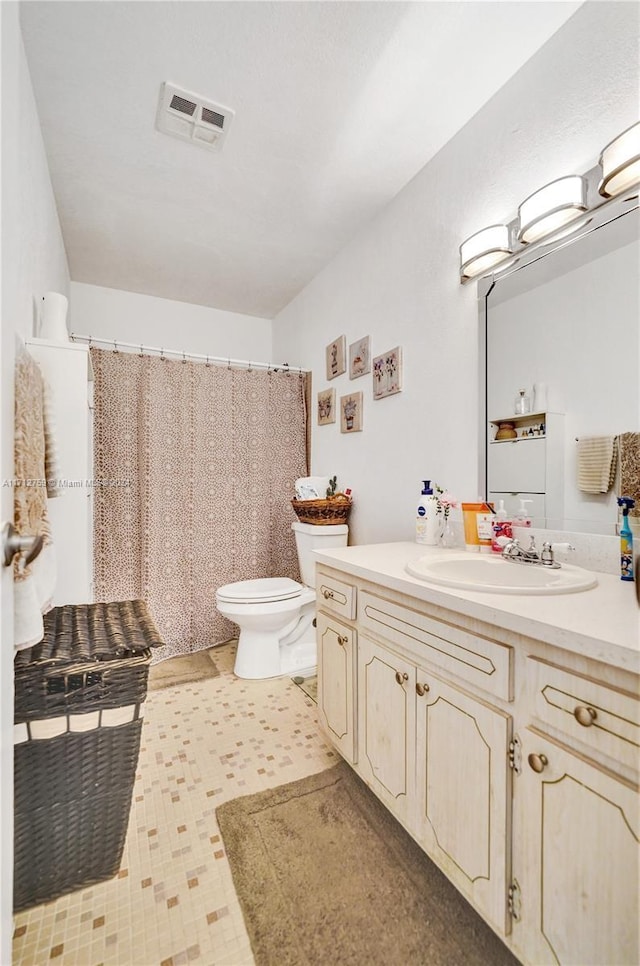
[619,431,640,519]
[42,378,63,498]
[577,436,618,494]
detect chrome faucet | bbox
[501,536,575,569]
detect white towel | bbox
[577,436,618,494]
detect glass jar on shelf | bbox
[514,389,531,415]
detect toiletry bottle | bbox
[514,389,531,415]
[491,500,513,553]
[416,481,440,546]
[617,496,635,582]
[513,499,533,528]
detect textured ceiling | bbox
[20,1,581,318]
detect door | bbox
[316,612,357,763]
[415,670,512,935]
[357,634,415,826]
[519,729,639,966]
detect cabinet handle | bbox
[322,589,334,599]
[395,671,409,686]
[337,635,347,647]
[415,682,430,696]
[527,753,548,774]
[574,705,597,727]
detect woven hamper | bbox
[14,600,163,912]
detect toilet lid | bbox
[216,577,303,604]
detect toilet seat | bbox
[216,577,303,605]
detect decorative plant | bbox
[434,485,458,522]
[326,475,337,498]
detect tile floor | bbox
[13,642,337,966]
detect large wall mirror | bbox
[481,195,639,536]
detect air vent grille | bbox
[201,107,225,129]
[156,83,234,152]
[169,94,197,117]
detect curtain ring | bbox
[139,344,144,358]
[227,358,231,370]
[182,350,187,364]
[88,335,93,349]
[160,347,166,361]
[205,355,210,368]
[284,362,290,376]
[248,361,253,372]
[113,339,119,353]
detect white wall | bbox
[273,2,639,547]
[0,3,71,957]
[70,282,273,362]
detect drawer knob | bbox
[322,589,334,600]
[527,753,548,774]
[337,635,347,647]
[415,682,430,696]
[574,705,597,727]
[395,671,409,686]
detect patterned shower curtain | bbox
[91,349,309,660]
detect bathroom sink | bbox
[406,553,598,595]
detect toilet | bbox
[216,521,348,679]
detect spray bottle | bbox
[617,496,635,582]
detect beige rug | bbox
[147,648,221,691]
[216,761,520,966]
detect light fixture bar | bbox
[459,225,512,280]
[517,175,587,244]
[599,121,640,198]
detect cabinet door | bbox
[519,729,639,966]
[357,634,415,826]
[489,436,546,493]
[415,671,512,935]
[316,612,357,764]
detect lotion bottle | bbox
[416,481,440,545]
[491,500,513,553]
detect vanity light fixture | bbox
[599,121,640,198]
[459,224,513,280]
[517,175,587,244]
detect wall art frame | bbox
[317,388,336,425]
[349,335,371,379]
[326,335,346,380]
[340,391,363,433]
[372,346,402,399]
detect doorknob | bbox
[2,522,44,567]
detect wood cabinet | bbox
[315,560,639,966]
[316,611,357,764]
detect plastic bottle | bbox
[617,496,635,582]
[491,500,513,553]
[416,481,440,545]
[513,499,533,527]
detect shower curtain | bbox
[91,348,309,660]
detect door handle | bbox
[2,522,44,567]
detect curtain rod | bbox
[69,333,308,375]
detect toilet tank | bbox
[292,521,348,588]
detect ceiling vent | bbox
[155,83,234,152]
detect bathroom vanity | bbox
[313,542,639,966]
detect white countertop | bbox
[313,542,640,674]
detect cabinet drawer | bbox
[527,657,640,773]
[359,591,512,701]
[317,575,356,620]
[488,436,545,493]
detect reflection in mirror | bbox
[484,202,639,536]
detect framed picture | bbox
[317,388,336,425]
[372,346,402,399]
[349,335,371,379]
[326,335,346,380]
[340,391,363,433]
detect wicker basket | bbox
[291,495,352,525]
[14,600,163,912]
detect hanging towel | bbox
[619,431,640,519]
[42,378,63,498]
[13,347,57,651]
[577,436,618,494]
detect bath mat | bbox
[147,648,220,691]
[216,761,519,966]
[291,673,317,704]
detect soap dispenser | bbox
[491,500,513,553]
[513,499,533,527]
